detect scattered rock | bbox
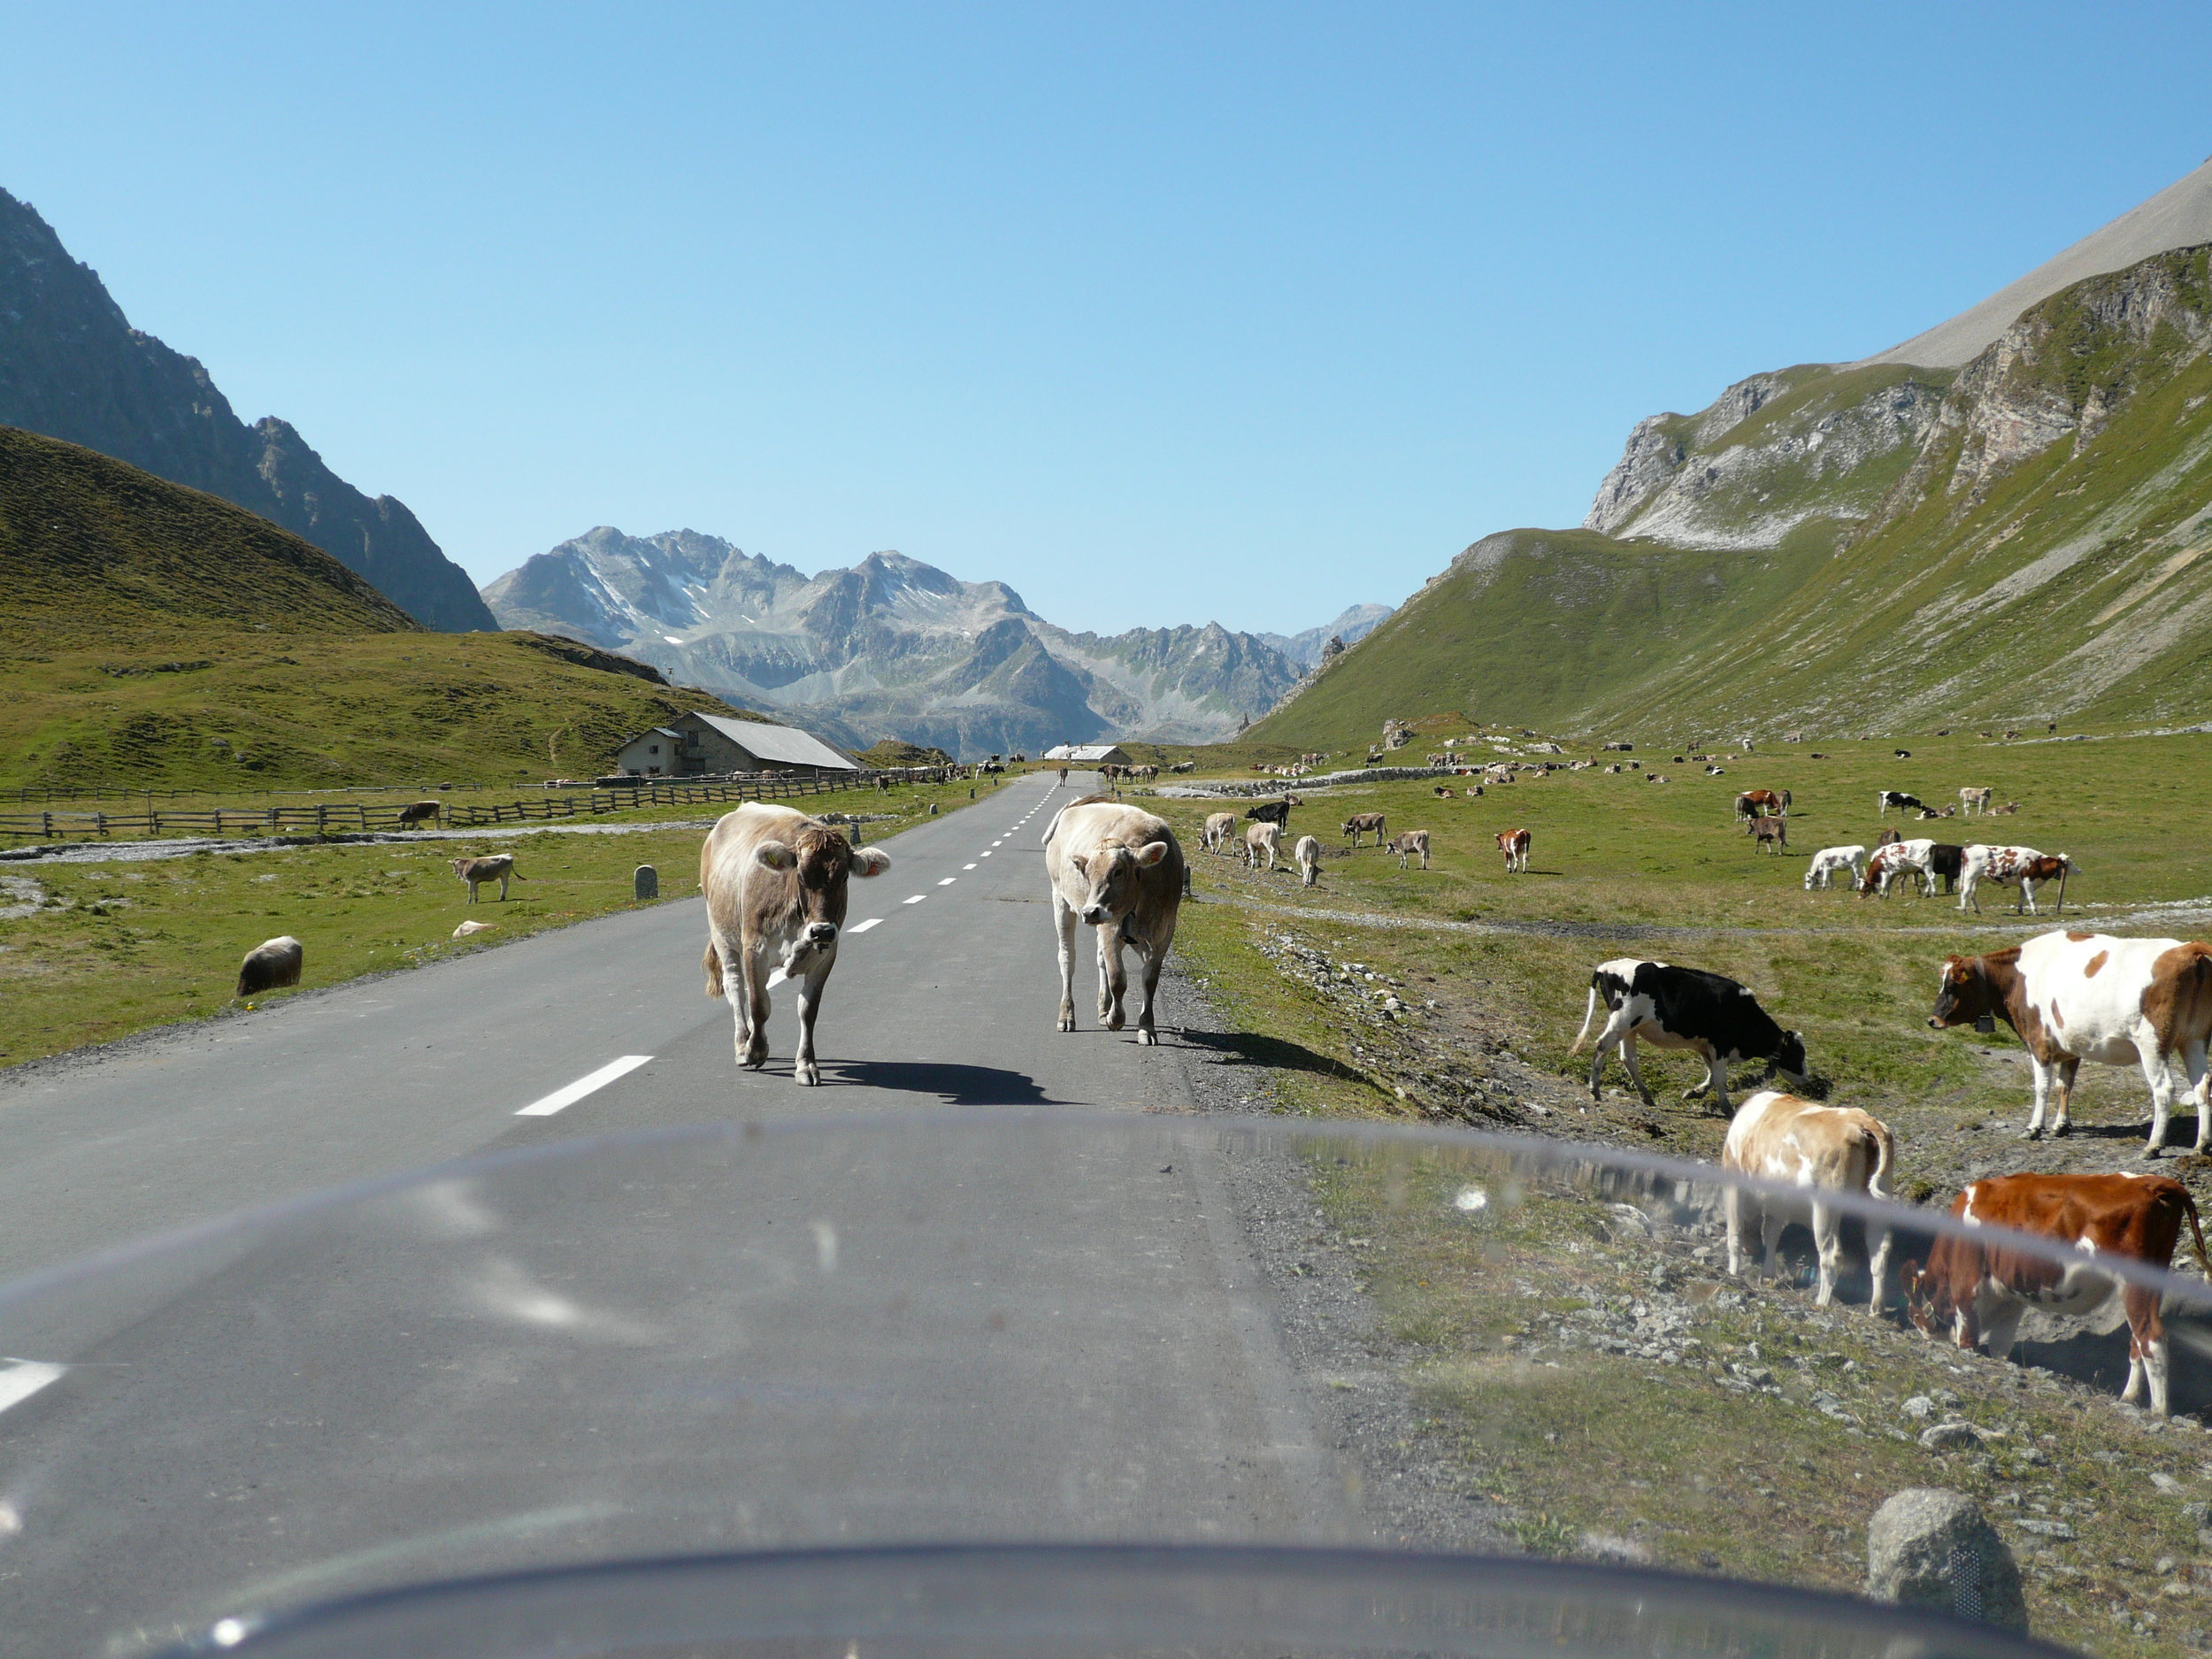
[1901,1394,1934,1419]
[1920,1421,1986,1451]
[1867,1488,2028,1632]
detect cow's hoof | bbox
[795,1066,820,1087]
[2144,1142,2166,1160]
[1135,1027,1157,1047]
[1057,1015,1076,1033]
[2052,1122,2070,1139]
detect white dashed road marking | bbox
[0,1360,63,1416]
[937,877,956,886]
[963,864,978,870]
[848,918,883,933]
[903,895,926,905]
[516,1054,653,1118]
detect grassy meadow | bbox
[0,772,992,1070]
[1152,725,2212,1654]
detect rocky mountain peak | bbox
[0,187,493,631]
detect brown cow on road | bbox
[1044,795,1185,1046]
[700,803,891,1085]
[1905,1171,2210,1416]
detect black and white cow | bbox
[1568,958,1808,1113]
[1877,790,1925,816]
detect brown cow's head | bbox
[1901,1238,1977,1345]
[755,826,891,970]
[1068,838,1171,926]
[1927,955,1993,1030]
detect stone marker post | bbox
[1868,1488,2026,1632]
[634,864,659,901]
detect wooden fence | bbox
[0,767,960,844]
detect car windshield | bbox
[0,1111,2196,1657]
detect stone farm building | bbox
[613,711,857,777]
[1041,743,1132,765]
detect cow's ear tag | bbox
[1975,1014,1996,1034]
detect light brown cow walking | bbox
[1202,810,1238,854]
[1723,1089,1896,1310]
[1388,829,1431,870]
[700,803,891,1085]
[1043,795,1184,1046]
[450,855,526,902]
[1243,820,1282,872]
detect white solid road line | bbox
[515,1054,653,1118]
[902,895,926,905]
[0,1360,63,1416]
[848,918,883,933]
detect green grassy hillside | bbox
[1255,246,2212,748]
[0,424,748,787]
[0,422,419,637]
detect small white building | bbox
[1041,743,1133,765]
[612,710,857,777]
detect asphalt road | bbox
[0,773,1366,1655]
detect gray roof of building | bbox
[690,711,856,771]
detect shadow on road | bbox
[826,1059,1068,1105]
[1178,1026,1364,1085]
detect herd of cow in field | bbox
[588,764,2212,1422]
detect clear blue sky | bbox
[6,3,2208,634]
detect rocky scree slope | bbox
[484,527,1307,754]
[0,188,493,633]
[1256,243,2212,747]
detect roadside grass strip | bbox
[515,1054,653,1118]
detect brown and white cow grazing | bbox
[1734,787,1789,819]
[1957,844,2073,914]
[1243,820,1282,872]
[700,803,890,1085]
[1341,811,1387,848]
[1495,827,1531,873]
[450,854,526,902]
[1742,815,1787,854]
[1905,1172,2210,1415]
[1388,829,1431,870]
[1859,838,1934,898]
[1202,810,1238,854]
[1723,1090,1896,1310]
[1044,795,1184,1045]
[1929,930,2212,1154]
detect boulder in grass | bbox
[235,936,303,998]
[1867,1488,2027,1632]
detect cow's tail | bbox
[511,867,528,881]
[703,941,724,1001]
[2181,1189,2212,1277]
[1862,1118,1897,1202]
[1568,981,1602,1056]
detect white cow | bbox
[1294,833,1322,887]
[1957,844,2073,914]
[1929,930,2212,1154]
[700,804,891,1085]
[1244,820,1282,872]
[1723,1090,1897,1310]
[1044,796,1185,1046]
[1803,844,1868,891]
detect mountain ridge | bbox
[0,187,494,632]
[483,528,1342,755]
